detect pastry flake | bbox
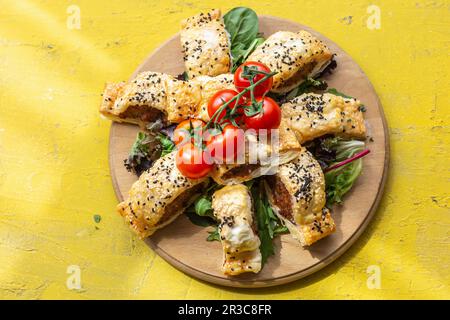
[181,9,231,78]
[282,92,366,144]
[247,30,333,93]
[266,148,336,246]
[212,184,261,275]
[117,152,207,238]
[210,122,302,185]
[99,71,202,127]
[191,73,235,122]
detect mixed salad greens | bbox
[305,136,367,206]
[123,7,370,266]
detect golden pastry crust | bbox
[300,207,336,246]
[117,152,207,238]
[191,74,235,122]
[99,71,202,126]
[165,78,202,122]
[100,82,127,121]
[282,92,366,144]
[275,118,302,156]
[181,9,231,78]
[266,149,335,246]
[277,150,326,223]
[247,30,333,93]
[212,184,261,275]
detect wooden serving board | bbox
[108,16,389,288]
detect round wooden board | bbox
[108,15,389,288]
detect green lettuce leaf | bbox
[325,158,363,205]
[157,133,175,157]
[320,138,366,206]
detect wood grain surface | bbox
[109,16,389,287]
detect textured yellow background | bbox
[0,0,449,299]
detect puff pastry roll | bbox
[247,31,333,93]
[212,184,261,275]
[282,93,366,144]
[181,9,231,78]
[100,71,201,126]
[266,149,336,246]
[192,74,235,122]
[210,119,302,185]
[117,152,207,238]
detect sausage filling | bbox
[120,105,165,123]
[276,61,318,91]
[157,183,204,226]
[266,175,295,223]
[222,164,260,180]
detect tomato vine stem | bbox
[205,70,277,130]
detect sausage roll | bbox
[265,149,336,246]
[212,184,261,275]
[181,9,231,79]
[247,31,333,93]
[117,152,207,238]
[191,74,235,122]
[210,119,302,185]
[282,92,366,144]
[100,71,201,126]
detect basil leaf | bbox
[224,7,263,72]
[230,37,265,72]
[224,7,259,47]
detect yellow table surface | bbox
[0,0,449,300]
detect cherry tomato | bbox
[234,61,273,98]
[244,97,281,130]
[207,89,243,124]
[206,125,244,163]
[173,119,205,146]
[176,142,213,179]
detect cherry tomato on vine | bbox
[173,119,205,146]
[176,142,213,179]
[206,124,244,163]
[234,61,273,98]
[207,89,244,124]
[244,97,281,130]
